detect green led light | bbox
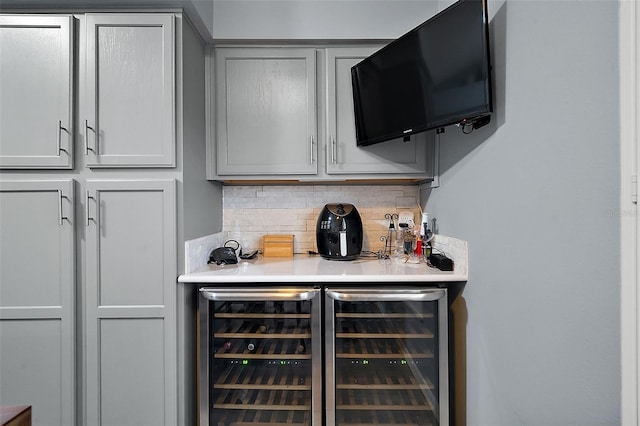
[280,360,286,365]
[401,359,407,365]
[362,359,369,365]
[242,359,249,365]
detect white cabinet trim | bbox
[620,0,639,424]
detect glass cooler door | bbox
[325,287,448,426]
[199,287,322,426]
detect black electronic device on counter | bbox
[316,203,363,261]
[429,253,454,271]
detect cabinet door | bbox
[0,15,73,169]
[0,179,75,426]
[85,179,177,426]
[326,47,431,175]
[215,47,317,175]
[85,14,175,168]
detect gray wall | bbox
[423,0,621,423]
[211,0,438,39]
[180,14,223,243]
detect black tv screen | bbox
[351,0,493,146]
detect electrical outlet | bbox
[398,211,414,225]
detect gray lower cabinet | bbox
[84,179,177,426]
[0,15,74,169]
[0,179,76,425]
[0,178,180,426]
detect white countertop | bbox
[178,254,467,283]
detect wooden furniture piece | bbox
[0,405,32,426]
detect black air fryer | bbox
[316,203,363,260]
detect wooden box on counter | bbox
[262,234,294,257]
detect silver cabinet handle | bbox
[57,120,69,155]
[309,136,314,164]
[85,190,95,226]
[331,136,337,164]
[200,287,319,302]
[57,190,68,226]
[326,288,446,302]
[84,120,96,155]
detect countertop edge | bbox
[178,273,467,284]
[179,234,469,284]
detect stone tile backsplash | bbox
[184,232,225,273]
[431,234,468,277]
[223,185,422,255]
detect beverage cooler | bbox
[199,288,323,425]
[199,286,448,426]
[325,287,448,426]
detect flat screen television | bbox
[351,0,493,146]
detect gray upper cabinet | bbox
[0,179,75,426]
[84,14,175,168]
[84,179,177,426]
[215,47,317,175]
[0,15,74,169]
[208,45,435,182]
[325,47,431,175]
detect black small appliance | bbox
[316,203,363,260]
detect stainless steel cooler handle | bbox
[326,288,445,302]
[200,287,319,301]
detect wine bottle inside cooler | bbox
[296,339,306,354]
